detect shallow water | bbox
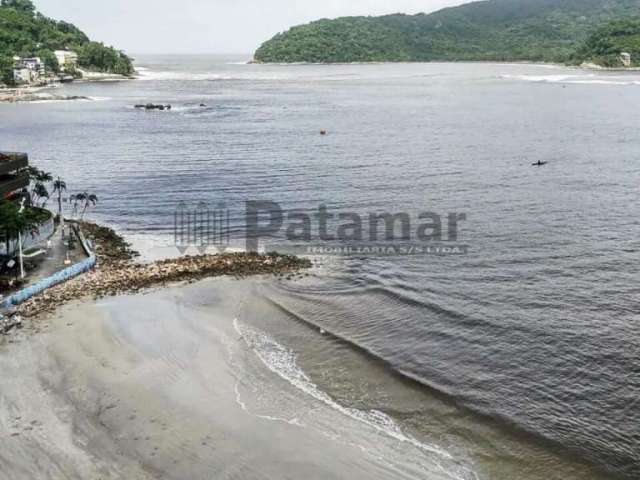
[1,55,639,478]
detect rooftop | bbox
[0,152,29,195]
[0,152,28,173]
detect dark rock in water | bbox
[135,103,172,111]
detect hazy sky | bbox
[35,0,467,55]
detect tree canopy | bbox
[0,0,35,14]
[0,0,134,84]
[255,0,640,65]
[574,18,640,66]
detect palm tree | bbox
[32,183,49,207]
[72,192,98,219]
[24,167,53,205]
[52,178,67,237]
[23,166,40,184]
[36,169,53,184]
[52,177,67,219]
[0,200,39,260]
[69,194,80,218]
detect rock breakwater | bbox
[17,222,311,318]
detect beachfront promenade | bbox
[0,224,89,308]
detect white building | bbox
[620,52,632,67]
[54,50,78,72]
[11,57,45,85]
[13,68,31,85]
[22,57,45,76]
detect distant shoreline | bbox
[250,58,639,71]
[0,71,136,103]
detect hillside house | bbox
[12,57,45,85]
[54,50,78,72]
[620,52,632,67]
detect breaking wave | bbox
[233,318,479,480]
[501,73,640,85]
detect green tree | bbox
[0,0,35,15]
[76,192,98,219]
[70,192,98,219]
[0,54,14,85]
[0,200,40,258]
[36,48,59,73]
[0,0,134,77]
[25,167,52,203]
[52,177,66,220]
[573,18,640,67]
[254,0,640,64]
[32,182,49,207]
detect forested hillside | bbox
[0,0,134,84]
[255,0,640,64]
[574,18,640,66]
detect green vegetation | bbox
[76,41,134,76]
[0,199,42,256]
[255,0,640,65]
[573,18,640,67]
[0,0,134,85]
[70,192,98,220]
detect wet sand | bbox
[0,276,611,480]
[0,278,472,480]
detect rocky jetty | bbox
[78,221,139,266]
[0,93,91,103]
[16,222,311,319]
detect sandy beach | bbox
[0,273,612,480]
[0,277,474,480]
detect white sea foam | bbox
[233,318,452,458]
[135,68,284,82]
[234,381,304,426]
[564,79,640,85]
[501,73,640,85]
[232,318,479,480]
[500,74,588,83]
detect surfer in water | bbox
[532,160,548,166]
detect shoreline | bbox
[251,59,568,67]
[0,281,471,480]
[0,272,612,480]
[251,58,640,73]
[14,221,311,320]
[0,222,620,480]
[0,71,135,103]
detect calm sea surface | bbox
[1,55,639,479]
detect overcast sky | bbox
[34,0,467,55]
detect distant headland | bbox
[0,0,134,89]
[254,0,640,68]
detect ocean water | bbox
[1,55,639,479]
